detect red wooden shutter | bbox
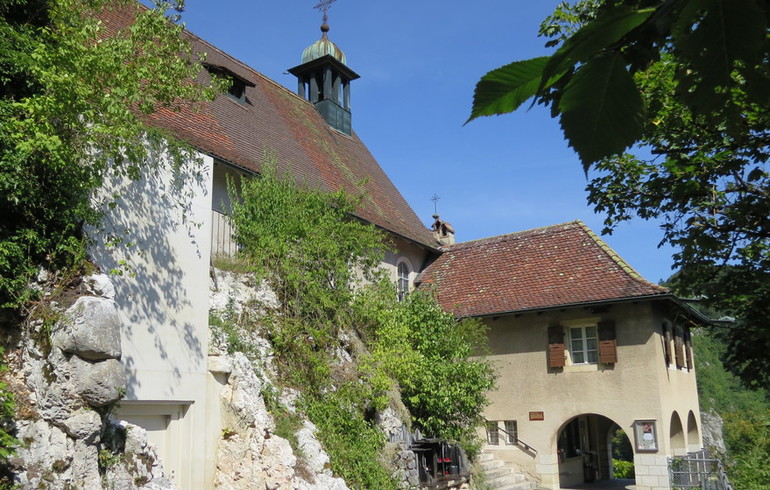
[674,324,685,369]
[598,320,618,364]
[663,322,673,366]
[685,327,694,371]
[548,325,565,368]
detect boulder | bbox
[59,408,102,443]
[53,296,122,361]
[70,356,127,407]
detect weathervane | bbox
[314,0,337,23]
[431,193,441,215]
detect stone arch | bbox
[670,411,686,456]
[687,411,700,452]
[556,413,635,486]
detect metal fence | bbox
[669,449,732,490]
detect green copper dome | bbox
[301,23,347,65]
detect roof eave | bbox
[458,293,675,320]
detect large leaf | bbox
[558,53,644,168]
[541,6,655,90]
[467,56,552,122]
[674,0,767,108]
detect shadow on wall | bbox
[89,155,210,398]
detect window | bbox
[486,421,499,445]
[397,260,410,302]
[504,420,518,445]
[569,326,598,364]
[203,63,254,105]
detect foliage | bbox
[469,0,770,168]
[229,157,387,335]
[0,0,218,311]
[227,162,495,484]
[303,387,397,490]
[0,348,17,464]
[722,411,770,489]
[690,328,770,488]
[612,459,635,479]
[362,291,495,446]
[610,426,633,461]
[691,328,769,415]
[471,0,770,388]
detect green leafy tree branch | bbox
[0,0,219,311]
[470,0,770,387]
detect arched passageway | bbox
[557,414,636,488]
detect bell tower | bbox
[288,3,359,135]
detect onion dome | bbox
[301,23,347,65]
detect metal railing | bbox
[497,426,538,456]
[669,449,732,490]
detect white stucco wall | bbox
[89,152,216,489]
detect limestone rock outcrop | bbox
[10,272,173,489]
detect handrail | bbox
[496,427,537,456]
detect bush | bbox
[612,459,634,479]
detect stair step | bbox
[485,467,514,479]
[488,472,526,484]
[480,459,505,471]
[477,452,495,462]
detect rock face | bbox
[210,268,349,490]
[701,409,726,454]
[11,272,173,489]
[211,351,349,490]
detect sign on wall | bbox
[633,419,658,452]
[528,411,544,421]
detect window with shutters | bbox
[569,326,599,364]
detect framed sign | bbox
[633,420,658,452]
[529,411,544,421]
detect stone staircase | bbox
[477,452,540,490]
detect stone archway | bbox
[670,411,687,456]
[557,414,635,488]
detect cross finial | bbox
[431,193,441,215]
[314,0,336,24]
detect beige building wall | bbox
[90,152,218,489]
[480,301,701,490]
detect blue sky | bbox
[171,0,678,283]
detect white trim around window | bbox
[396,258,412,302]
[568,325,599,364]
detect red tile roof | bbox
[100,5,438,249]
[419,221,669,317]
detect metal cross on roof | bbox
[314,0,337,23]
[431,193,441,215]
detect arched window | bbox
[397,260,411,302]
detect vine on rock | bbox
[227,156,494,487]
